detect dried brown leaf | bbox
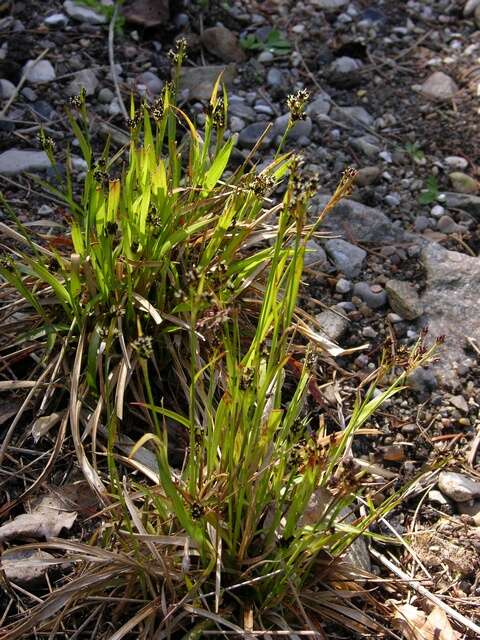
[0,494,77,543]
[1,548,60,585]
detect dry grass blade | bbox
[0,361,54,466]
[69,326,107,501]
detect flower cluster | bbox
[126,112,141,130]
[249,172,276,198]
[168,37,187,64]
[132,335,154,360]
[190,502,205,519]
[37,129,56,154]
[148,96,164,121]
[69,87,86,109]
[205,97,226,128]
[93,159,110,187]
[0,254,14,272]
[287,89,310,123]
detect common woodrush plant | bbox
[0,42,440,638]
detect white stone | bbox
[419,72,458,101]
[445,155,468,170]
[438,471,480,503]
[23,59,56,84]
[0,149,51,176]
[63,0,107,24]
[0,78,16,98]
[44,13,69,26]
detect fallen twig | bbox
[369,545,480,637]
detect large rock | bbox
[313,195,412,244]
[179,64,236,101]
[421,243,480,385]
[201,26,246,63]
[0,149,51,175]
[419,71,458,101]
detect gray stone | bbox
[0,78,15,98]
[385,192,401,207]
[44,13,69,26]
[350,134,381,158]
[438,471,480,503]
[313,195,412,244]
[449,171,479,195]
[333,105,373,127]
[229,115,245,133]
[336,277,352,294]
[179,64,236,101]
[449,394,469,413]
[356,166,381,186]
[258,50,274,63]
[266,68,290,92]
[428,489,453,508]
[201,26,246,63]
[98,87,114,103]
[316,306,349,341]
[458,500,480,526]
[228,99,256,121]
[66,68,98,97]
[0,149,51,175]
[419,71,458,101]
[407,366,437,397]
[306,94,331,118]
[414,215,430,232]
[443,192,480,217]
[21,87,37,101]
[63,0,107,24]
[385,280,423,320]
[353,282,387,309]
[238,122,272,148]
[325,238,366,277]
[437,214,460,234]
[272,113,312,141]
[312,0,348,9]
[136,70,163,95]
[23,59,56,84]
[304,240,327,267]
[329,56,363,87]
[421,243,480,385]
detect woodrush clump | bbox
[0,55,440,638]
